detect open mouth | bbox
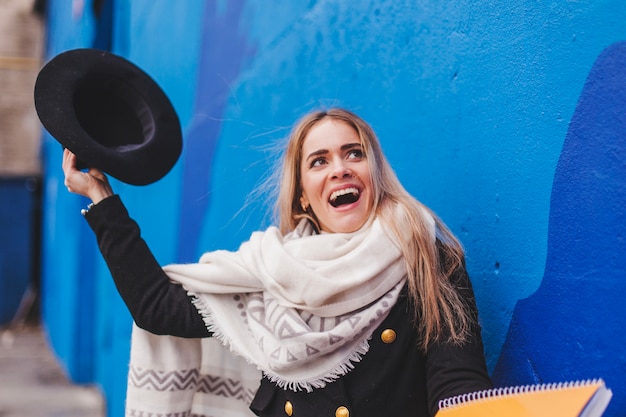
[329,187,360,208]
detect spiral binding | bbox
[438,379,603,410]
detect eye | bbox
[310,157,327,168]
[347,148,364,160]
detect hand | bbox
[62,148,114,204]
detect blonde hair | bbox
[275,108,475,350]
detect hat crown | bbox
[73,72,153,151]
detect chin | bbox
[325,218,368,234]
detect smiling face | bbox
[299,119,374,233]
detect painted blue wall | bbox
[39,1,626,415]
[0,178,39,325]
[492,40,626,410]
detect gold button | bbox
[381,328,396,344]
[285,400,293,416]
[336,405,349,417]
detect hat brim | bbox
[34,48,182,186]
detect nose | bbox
[330,159,352,179]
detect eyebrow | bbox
[304,142,362,163]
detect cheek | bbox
[298,167,309,199]
[363,177,375,208]
[300,173,321,199]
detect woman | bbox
[62,108,492,416]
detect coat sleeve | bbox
[424,257,493,415]
[83,195,210,338]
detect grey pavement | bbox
[0,324,106,417]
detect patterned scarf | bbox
[126,216,408,416]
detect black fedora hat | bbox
[34,48,182,186]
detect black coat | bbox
[86,195,492,417]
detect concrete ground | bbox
[0,324,106,417]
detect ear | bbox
[300,194,309,211]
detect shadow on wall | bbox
[492,41,626,417]
[177,1,256,263]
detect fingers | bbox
[62,150,105,179]
[88,167,107,182]
[61,149,113,203]
[62,149,84,179]
[62,149,75,190]
[62,149,88,195]
[61,148,73,174]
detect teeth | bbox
[330,187,359,202]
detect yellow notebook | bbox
[436,379,612,417]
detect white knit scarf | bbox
[126,216,409,417]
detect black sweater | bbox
[85,195,493,416]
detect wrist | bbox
[89,187,113,205]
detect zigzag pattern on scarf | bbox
[128,410,226,417]
[128,410,224,417]
[127,410,193,417]
[129,366,256,403]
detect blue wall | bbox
[0,178,39,325]
[39,1,626,416]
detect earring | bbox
[300,195,309,212]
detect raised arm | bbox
[62,149,210,338]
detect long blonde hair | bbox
[275,108,474,350]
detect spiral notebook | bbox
[436,379,612,417]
